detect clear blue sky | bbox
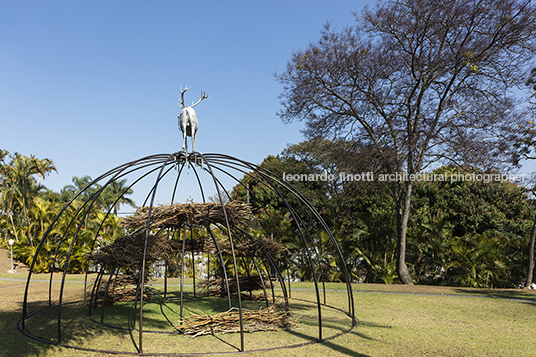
[0,0,372,207]
[3,0,532,208]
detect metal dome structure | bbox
[19,93,356,356]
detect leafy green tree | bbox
[411,166,533,236]
[408,166,533,286]
[276,0,536,283]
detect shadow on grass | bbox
[8,287,361,356]
[453,288,536,304]
[96,300,178,332]
[1,304,49,357]
[6,299,133,357]
[277,297,383,356]
[285,328,372,357]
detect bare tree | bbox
[276,0,536,284]
[519,68,536,289]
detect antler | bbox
[190,91,208,108]
[178,86,190,108]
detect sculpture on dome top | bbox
[177,86,207,152]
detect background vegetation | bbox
[0,150,134,272]
[231,141,535,288]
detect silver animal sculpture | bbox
[178,86,207,152]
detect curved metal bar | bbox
[263,251,290,310]
[141,163,177,207]
[230,226,272,307]
[205,223,232,309]
[89,265,106,315]
[187,158,208,299]
[202,154,245,352]
[171,158,186,203]
[190,226,196,297]
[138,153,176,354]
[206,154,323,340]
[101,266,117,323]
[179,225,187,323]
[189,158,207,203]
[293,209,328,305]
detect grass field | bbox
[1,273,536,356]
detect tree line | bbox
[2,142,534,287]
[231,139,534,287]
[0,150,135,272]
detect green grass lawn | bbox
[1,274,536,356]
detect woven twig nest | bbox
[121,201,251,230]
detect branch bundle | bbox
[121,201,251,230]
[198,275,272,299]
[176,305,295,337]
[205,236,286,257]
[90,233,177,271]
[93,275,154,306]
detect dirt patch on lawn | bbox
[0,248,29,273]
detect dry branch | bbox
[89,233,180,302]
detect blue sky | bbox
[3,0,533,209]
[0,0,372,207]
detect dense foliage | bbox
[232,141,535,288]
[0,150,134,272]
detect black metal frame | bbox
[19,152,357,355]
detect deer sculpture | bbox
[178,86,207,152]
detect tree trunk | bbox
[8,213,19,242]
[395,180,414,285]
[524,218,536,289]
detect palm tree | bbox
[8,153,56,220]
[62,175,95,201]
[0,187,20,242]
[0,149,8,174]
[1,153,56,246]
[29,196,56,237]
[101,179,136,215]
